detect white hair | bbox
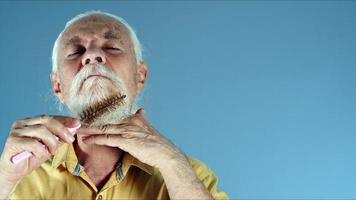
[51,11,143,72]
[67,64,134,127]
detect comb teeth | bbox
[79,94,126,125]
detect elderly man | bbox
[0,11,227,199]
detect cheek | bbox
[109,58,137,83]
[59,77,71,97]
[58,58,81,77]
[60,60,82,74]
[58,71,76,96]
[124,69,138,89]
[114,69,138,100]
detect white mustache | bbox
[84,73,109,82]
[65,64,134,127]
[70,65,124,97]
[80,73,111,92]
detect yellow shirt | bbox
[11,143,228,199]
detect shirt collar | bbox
[121,151,154,175]
[51,143,154,175]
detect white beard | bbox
[65,64,135,127]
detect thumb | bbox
[53,116,81,135]
[53,116,81,128]
[136,108,145,115]
[67,123,82,135]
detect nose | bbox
[81,49,106,66]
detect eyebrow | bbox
[65,36,81,46]
[64,31,121,46]
[104,31,120,40]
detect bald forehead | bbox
[66,15,127,33]
[60,15,130,47]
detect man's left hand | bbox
[78,108,186,170]
[78,109,214,199]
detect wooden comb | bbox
[79,94,126,125]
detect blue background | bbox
[1,1,356,199]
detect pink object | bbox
[11,124,82,164]
[67,123,82,133]
[11,151,33,164]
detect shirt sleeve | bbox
[9,175,42,200]
[188,157,229,200]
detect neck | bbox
[74,134,123,175]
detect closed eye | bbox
[104,47,122,54]
[105,47,120,50]
[67,48,86,58]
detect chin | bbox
[67,65,132,124]
[88,101,134,127]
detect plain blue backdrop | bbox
[1,1,356,199]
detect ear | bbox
[136,62,148,92]
[50,72,65,103]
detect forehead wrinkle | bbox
[78,21,115,33]
[78,26,96,34]
[62,18,132,50]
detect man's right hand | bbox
[0,115,80,189]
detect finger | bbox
[8,137,50,162]
[82,134,125,147]
[77,123,127,134]
[82,134,138,151]
[14,116,78,143]
[116,116,147,131]
[133,108,149,124]
[136,108,144,115]
[119,110,145,124]
[14,115,80,129]
[83,130,148,143]
[43,117,76,143]
[77,123,144,136]
[104,124,145,133]
[11,124,61,155]
[119,131,149,139]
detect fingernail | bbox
[67,123,82,134]
[73,119,81,126]
[42,144,49,154]
[64,133,75,142]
